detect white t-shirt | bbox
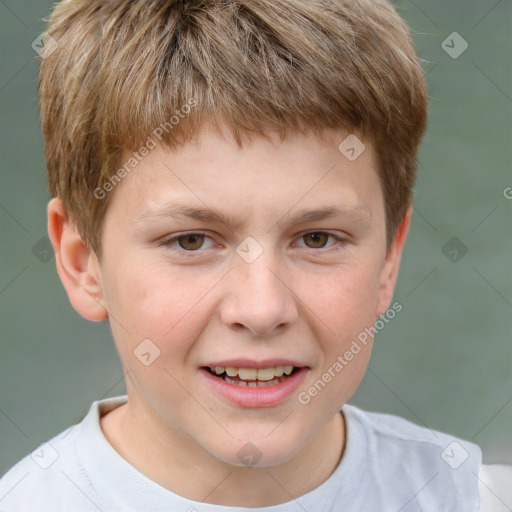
[0,395,510,511]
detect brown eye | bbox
[176,234,205,251]
[161,232,216,255]
[303,232,329,249]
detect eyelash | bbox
[159,231,348,256]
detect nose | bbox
[219,253,299,337]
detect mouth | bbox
[203,365,301,388]
[199,361,309,408]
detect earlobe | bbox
[375,205,413,317]
[47,198,108,322]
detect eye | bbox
[160,232,216,252]
[160,230,347,255]
[295,231,345,250]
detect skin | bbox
[47,123,411,507]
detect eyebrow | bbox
[135,202,371,230]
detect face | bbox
[93,124,402,467]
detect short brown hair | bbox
[39,0,427,257]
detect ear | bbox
[47,198,108,321]
[375,205,413,317]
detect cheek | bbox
[106,261,182,328]
[300,266,378,410]
[105,263,220,358]
[305,259,382,338]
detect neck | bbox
[100,398,346,507]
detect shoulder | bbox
[478,464,512,512]
[343,403,481,456]
[0,417,105,511]
[342,404,483,510]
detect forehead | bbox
[109,126,383,227]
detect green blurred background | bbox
[1,0,511,475]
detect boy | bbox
[1,0,510,510]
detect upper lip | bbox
[202,359,309,369]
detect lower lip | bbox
[199,367,309,408]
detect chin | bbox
[205,429,307,469]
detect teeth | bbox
[238,368,257,380]
[210,365,298,381]
[224,375,285,387]
[274,366,284,377]
[257,367,275,381]
[225,366,238,377]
